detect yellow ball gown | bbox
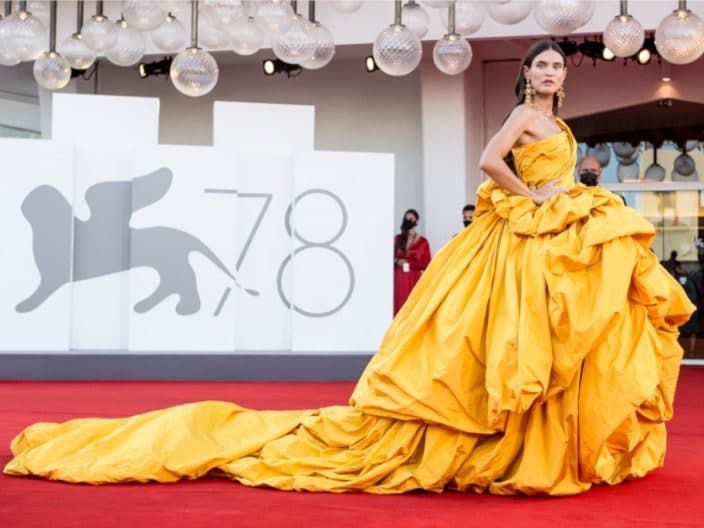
[4,119,695,495]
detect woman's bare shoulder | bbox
[505,104,534,126]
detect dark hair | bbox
[463,204,475,212]
[504,40,566,174]
[396,208,419,254]
[513,39,566,116]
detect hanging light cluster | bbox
[0,0,336,97]
[1,0,704,96]
[33,0,71,90]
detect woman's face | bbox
[405,213,418,225]
[523,49,566,95]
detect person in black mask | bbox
[394,209,431,315]
[463,204,475,228]
[577,155,602,187]
[674,262,698,357]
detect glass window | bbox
[578,140,704,361]
[0,124,40,139]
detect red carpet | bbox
[0,368,702,527]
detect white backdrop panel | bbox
[290,151,395,352]
[52,94,160,350]
[70,145,135,350]
[230,155,295,351]
[52,93,159,145]
[213,101,314,154]
[0,96,396,355]
[129,146,240,351]
[0,139,74,351]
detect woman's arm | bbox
[478,106,566,205]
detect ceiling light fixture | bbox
[636,34,657,64]
[138,56,173,79]
[262,57,303,77]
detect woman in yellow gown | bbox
[4,41,695,496]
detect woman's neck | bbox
[407,228,417,238]
[530,94,553,115]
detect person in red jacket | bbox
[393,208,431,315]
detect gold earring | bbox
[556,85,566,107]
[523,78,535,106]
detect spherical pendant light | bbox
[171,1,219,97]
[203,0,247,30]
[58,1,95,70]
[488,0,534,25]
[402,1,430,39]
[0,14,20,65]
[33,1,71,90]
[0,9,47,61]
[434,35,472,74]
[612,141,637,158]
[122,0,167,31]
[373,0,422,76]
[373,25,422,76]
[230,16,263,56]
[655,3,704,65]
[60,33,96,69]
[273,14,316,64]
[434,2,472,75]
[171,46,219,96]
[151,13,187,52]
[106,18,145,67]
[300,22,335,69]
[604,14,644,57]
[199,17,231,49]
[33,50,71,89]
[255,0,294,35]
[440,1,485,36]
[534,0,592,36]
[82,14,118,52]
[162,0,190,17]
[331,1,363,13]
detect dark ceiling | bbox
[565,99,704,147]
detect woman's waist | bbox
[520,173,575,188]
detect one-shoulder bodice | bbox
[510,117,576,189]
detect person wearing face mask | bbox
[463,204,475,228]
[674,262,699,357]
[577,155,628,205]
[394,208,431,315]
[576,155,601,187]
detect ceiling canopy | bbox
[566,99,704,148]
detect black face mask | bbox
[463,219,472,228]
[579,171,599,186]
[401,218,417,231]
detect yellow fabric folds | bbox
[4,119,695,495]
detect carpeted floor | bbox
[0,368,702,527]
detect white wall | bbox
[420,57,467,248]
[464,51,486,206]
